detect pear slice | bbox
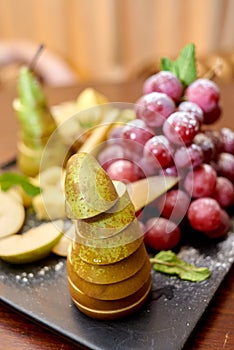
[68,275,151,312]
[65,152,118,219]
[127,175,178,212]
[74,237,143,265]
[0,191,25,239]
[75,218,143,249]
[76,181,135,239]
[68,242,147,284]
[0,220,63,264]
[67,257,151,300]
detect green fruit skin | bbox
[14,67,57,176]
[18,66,47,108]
[0,232,62,264]
[15,104,57,144]
[65,153,118,219]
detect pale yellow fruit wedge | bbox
[52,234,72,257]
[127,175,178,212]
[76,88,108,111]
[0,220,63,264]
[32,187,66,220]
[33,166,65,220]
[0,191,25,239]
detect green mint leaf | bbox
[175,43,197,86]
[160,43,197,86]
[150,250,210,282]
[160,57,175,72]
[0,172,41,197]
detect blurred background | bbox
[1,0,234,86]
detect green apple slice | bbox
[0,191,25,239]
[127,175,178,212]
[0,220,63,264]
[65,152,118,219]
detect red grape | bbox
[163,111,200,146]
[178,101,204,125]
[135,92,176,127]
[216,152,234,182]
[97,144,125,170]
[185,78,220,113]
[106,159,142,183]
[211,176,234,208]
[174,144,204,169]
[204,130,223,155]
[187,197,222,232]
[203,104,221,124]
[193,132,216,163]
[157,189,191,224]
[143,71,183,102]
[204,209,230,239]
[144,217,181,250]
[184,163,217,198]
[143,135,173,169]
[158,165,178,177]
[220,127,234,154]
[122,119,154,145]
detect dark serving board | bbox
[1,209,234,350]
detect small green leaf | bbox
[150,250,210,282]
[0,172,41,197]
[160,57,175,72]
[175,43,197,86]
[160,43,197,86]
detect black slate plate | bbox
[1,209,234,350]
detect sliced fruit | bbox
[65,152,118,219]
[73,237,143,265]
[76,88,108,112]
[67,257,151,300]
[68,275,151,312]
[75,218,143,248]
[76,181,135,238]
[52,234,72,257]
[0,220,63,264]
[68,242,147,284]
[32,186,66,220]
[127,175,178,212]
[0,191,25,239]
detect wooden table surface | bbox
[0,79,233,350]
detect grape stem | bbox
[203,60,223,81]
[28,43,45,70]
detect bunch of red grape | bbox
[97,71,234,251]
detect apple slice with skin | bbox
[0,220,63,264]
[0,191,25,239]
[127,175,178,212]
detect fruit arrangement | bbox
[97,43,234,251]
[65,152,151,319]
[0,43,233,280]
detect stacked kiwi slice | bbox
[65,152,151,320]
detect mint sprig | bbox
[150,250,210,282]
[0,172,41,197]
[160,43,197,86]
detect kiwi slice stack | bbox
[65,152,151,320]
